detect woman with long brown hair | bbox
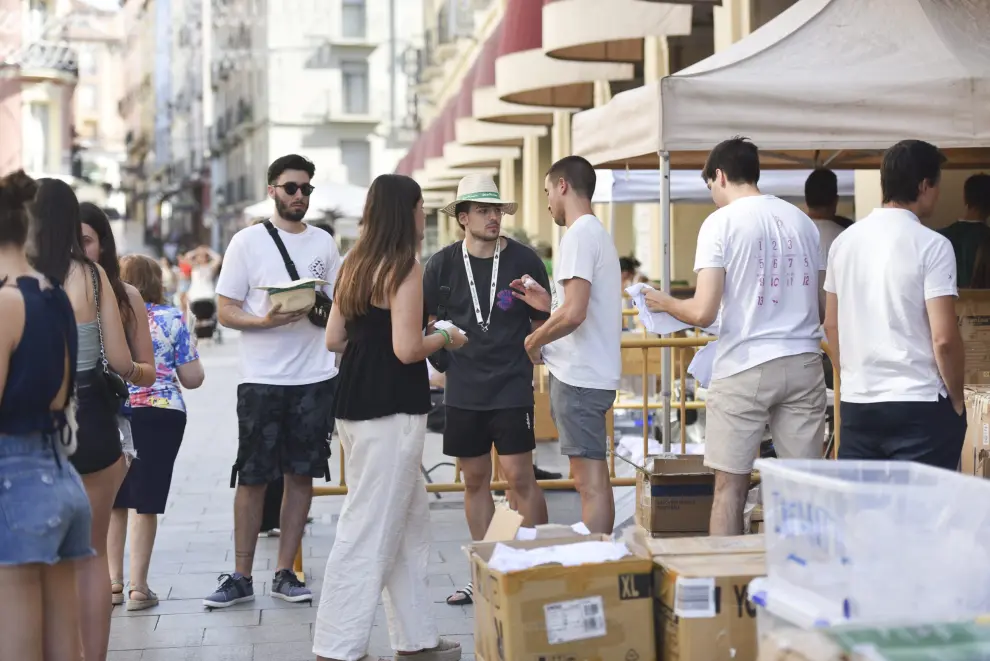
[313,174,466,661]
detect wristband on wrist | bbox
[435,328,451,345]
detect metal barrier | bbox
[294,335,841,578]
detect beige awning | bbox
[543,0,692,63]
[443,143,521,168]
[494,0,633,108]
[455,117,547,147]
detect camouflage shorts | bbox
[232,378,336,487]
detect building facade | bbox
[208,0,423,248]
[0,0,79,180]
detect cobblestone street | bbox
[107,333,595,660]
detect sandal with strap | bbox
[445,582,473,606]
[126,586,160,612]
[111,580,125,606]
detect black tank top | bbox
[334,306,431,421]
[0,276,78,435]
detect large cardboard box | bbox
[654,551,767,661]
[958,291,990,385]
[963,386,990,477]
[636,455,716,536]
[470,536,656,661]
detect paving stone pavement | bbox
[109,332,590,661]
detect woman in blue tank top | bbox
[0,171,92,659]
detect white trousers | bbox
[313,414,438,661]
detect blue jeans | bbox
[0,433,94,565]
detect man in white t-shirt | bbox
[204,154,342,608]
[645,138,826,535]
[512,155,621,534]
[825,140,966,470]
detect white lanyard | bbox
[461,238,501,333]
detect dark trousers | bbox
[261,477,283,532]
[838,396,966,470]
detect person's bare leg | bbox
[0,565,43,661]
[79,457,127,661]
[710,471,750,536]
[460,456,495,540]
[570,457,614,534]
[276,473,312,572]
[42,561,82,661]
[127,513,158,596]
[233,483,266,577]
[499,452,548,527]
[107,508,127,588]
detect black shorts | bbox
[443,406,536,459]
[232,378,336,487]
[70,369,124,476]
[838,395,966,471]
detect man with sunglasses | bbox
[424,174,551,607]
[207,154,341,608]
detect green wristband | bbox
[435,328,451,345]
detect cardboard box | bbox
[470,536,656,661]
[654,551,767,661]
[963,386,990,477]
[958,291,990,385]
[628,531,765,558]
[636,455,715,536]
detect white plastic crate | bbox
[755,458,990,624]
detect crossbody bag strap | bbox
[87,264,110,370]
[263,220,301,281]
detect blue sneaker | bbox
[271,569,312,603]
[203,573,254,608]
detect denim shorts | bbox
[0,433,94,566]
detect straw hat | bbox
[438,174,518,217]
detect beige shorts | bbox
[705,352,826,475]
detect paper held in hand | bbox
[254,278,329,314]
[434,319,467,337]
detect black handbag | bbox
[88,264,130,411]
[263,220,332,328]
[427,249,453,373]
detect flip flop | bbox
[111,580,125,606]
[445,582,473,606]
[126,586,160,611]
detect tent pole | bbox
[609,199,615,238]
[660,151,672,453]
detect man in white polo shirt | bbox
[646,137,826,535]
[824,140,966,470]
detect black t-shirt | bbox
[423,238,551,411]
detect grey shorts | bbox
[548,373,616,461]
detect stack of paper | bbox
[624,283,719,335]
[487,540,631,573]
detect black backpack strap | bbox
[263,220,301,281]
[436,243,454,317]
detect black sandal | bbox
[446,582,473,606]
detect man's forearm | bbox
[934,340,965,405]
[664,296,711,329]
[528,309,579,349]
[219,304,265,331]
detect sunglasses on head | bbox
[275,182,315,197]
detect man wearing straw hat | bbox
[424,174,552,606]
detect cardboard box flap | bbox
[656,552,767,578]
[481,505,524,542]
[469,533,615,563]
[631,530,765,557]
[644,453,714,477]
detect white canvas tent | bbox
[573,0,990,171]
[592,169,854,205]
[573,0,990,448]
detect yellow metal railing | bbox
[293,335,841,578]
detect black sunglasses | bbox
[275,183,315,197]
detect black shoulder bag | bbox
[263,220,332,328]
[88,265,131,412]
[427,249,453,373]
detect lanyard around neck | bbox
[461,238,501,333]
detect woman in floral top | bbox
[108,255,205,610]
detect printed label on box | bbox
[543,595,606,644]
[673,576,716,619]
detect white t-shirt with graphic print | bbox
[216,221,342,386]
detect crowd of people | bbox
[0,133,976,660]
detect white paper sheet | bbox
[515,522,591,541]
[687,340,718,388]
[487,540,631,573]
[433,320,466,335]
[624,283,719,335]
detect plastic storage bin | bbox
[754,458,990,624]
